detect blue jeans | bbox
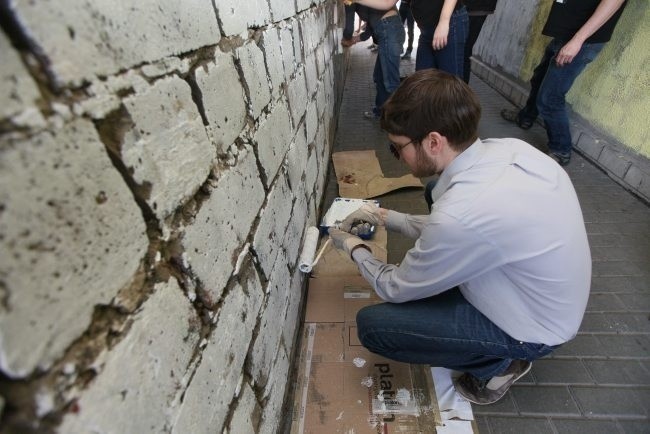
[519,38,605,157]
[356,289,559,380]
[415,6,468,78]
[373,14,405,116]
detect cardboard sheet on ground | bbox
[332,150,423,199]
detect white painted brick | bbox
[287,125,309,193]
[292,20,304,65]
[0,31,40,120]
[283,267,306,349]
[195,50,247,154]
[296,0,313,12]
[11,0,221,85]
[0,119,147,378]
[249,264,291,388]
[305,100,319,146]
[280,25,296,83]
[269,0,297,22]
[227,383,260,433]
[59,279,199,433]
[305,146,319,198]
[260,26,286,101]
[172,266,264,434]
[140,56,191,79]
[253,100,293,184]
[316,79,327,121]
[182,146,264,306]
[283,190,309,268]
[215,0,270,36]
[236,41,272,121]
[122,76,215,219]
[259,347,290,434]
[287,66,308,127]
[252,175,294,276]
[305,53,319,99]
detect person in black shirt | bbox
[501,0,627,166]
[463,0,498,83]
[399,0,415,59]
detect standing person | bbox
[500,0,627,166]
[343,0,405,120]
[463,0,498,83]
[328,69,592,405]
[411,0,468,76]
[399,0,415,59]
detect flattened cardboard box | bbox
[291,276,443,434]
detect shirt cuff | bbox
[351,245,374,263]
[384,209,409,232]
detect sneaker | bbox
[363,110,379,120]
[453,360,532,405]
[401,49,412,60]
[369,43,378,52]
[550,152,571,166]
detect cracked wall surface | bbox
[0,0,346,432]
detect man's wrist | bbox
[349,243,371,259]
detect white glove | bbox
[339,204,383,233]
[328,228,370,259]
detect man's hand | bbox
[555,38,583,66]
[343,0,354,5]
[339,204,384,232]
[328,228,371,259]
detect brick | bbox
[253,100,294,184]
[121,76,214,219]
[292,20,304,65]
[592,260,645,277]
[510,386,580,416]
[0,31,40,120]
[260,26,286,101]
[0,119,147,378]
[296,0,312,12]
[551,418,619,434]
[287,125,309,196]
[305,53,319,99]
[236,41,272,120]
[597,334,650,358]
[586,293,626,312]
[531,359,593,385]
[580,313,650,333]
[182,146,264,305]
[12,0,220,85]
[618,420,650,433]
[270,0,297,22]
[195,50,247,154]
[618,293,650,311]
[249,264,291,388]
[214,0,270,36]
[584,360,650,385]
[59,280,199,433]
[287,66,308,127]
[305,100,319,146]
[624,164,650,201]
[576,132,605,161]
[280,24,296,83]
[172,266,264,433]
[283,190,309,267]
[252,175,294,276]
[484,416,553,433]
[259,347,290,434]
[571,386,647,417]
[283,268,307,350]
[598,146,632,180]
[227,383,261,433]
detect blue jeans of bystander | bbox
[373,14,405,117]
[415,6,468,77]
[356,288,559,380]
[518,38,605,158]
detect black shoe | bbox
[453,360,532,405]
[500,109,534,130]
[550,152,571,166]
[401,49,412,60]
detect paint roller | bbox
[298,226,331,273]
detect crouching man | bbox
[328,69,591,405]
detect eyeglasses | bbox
[389,139,415,159]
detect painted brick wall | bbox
[0,0,346,432]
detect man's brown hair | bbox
[380,69,481,151]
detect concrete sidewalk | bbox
[323,41,650,433]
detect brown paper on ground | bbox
[332,150,423,199]
[311,226,388,278]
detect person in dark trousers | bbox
[463,0,498,83]
[399,0,415,59]
[501,0,627,166]
[328,69,592,405]
[342,0,405,119]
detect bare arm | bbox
[343,0,398,10]
[556,0,625,66]
[433,0,458,50]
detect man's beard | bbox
[411,145,441,178]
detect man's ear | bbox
[424,131,446,154]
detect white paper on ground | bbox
[431,367,475,433]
